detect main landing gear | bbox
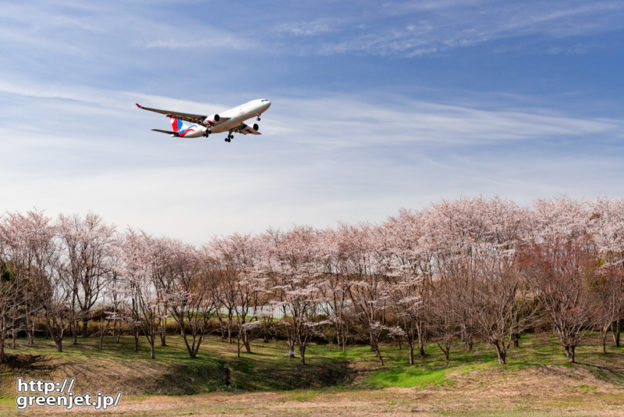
[225,132,234,142]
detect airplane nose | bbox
[265,100,271,109]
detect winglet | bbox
[136,103,142,109]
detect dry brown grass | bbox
[3,365,624,416]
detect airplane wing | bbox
[136,103,227,126]
[233,123,261,135]
[137,103,206,124]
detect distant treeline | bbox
[0,196,622,365]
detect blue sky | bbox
[1,0,623,243]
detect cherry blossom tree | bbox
[119,230,164,359]
[338,224,389,365]
[57,213,116,342]
[0,239,21,362]
[592,266,624,353]
[589,198,624,346]
[314,228,353,352]
[520,235,597,363]
[164,239,214,358]
[382,210,430,363]
[208,233,264,356]
[263,227,323,365]
[0,211,66,352]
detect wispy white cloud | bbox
[294,0,624,57]
[269,95,622,149]
[1,79,623,242]
[2,0,622,64]
[274,18,342,36]
[140,36,251,50]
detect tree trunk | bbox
[564,345,575,363]
[55,336,63,352]
[11,322,16,350]
[182,333,202,359]
[493,341,506,365]
[115,320,121,344]
[160,314,168,346]
[262,322,270,343]
[408,341,415,365]
[243,336,251,354]
[72,320,78,345]
[437,341,451,361]
[148,333,155,359]
[28,320,35,346]
[0,332,4,363]
[416,321,426,356]
[134,328,139,352]
[0,316,5,363]
[463,329,473,352]
[98,318,109,350]
[299,344,306,365]
[287,337,296,358]
[612,320,621,347]
[47,316,64,352]
[375,345,384,366]
[369,332,384,365]
[82,318,89,338]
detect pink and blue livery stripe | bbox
[171,118,196,137]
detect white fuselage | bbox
[210,99,271,134]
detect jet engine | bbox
[204,114,221,125]
[242,123,261,134]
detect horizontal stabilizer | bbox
[152,129,179,136]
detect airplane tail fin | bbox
[170,118,183,133]
[168,117,201,137]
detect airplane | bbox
[136,98,271,142]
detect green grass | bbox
[366,367,453,388]
[0,335,356,396]
[0,332,622,397]
[0,333,623,416]
[286,390,321,401]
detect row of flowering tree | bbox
[0,197,622,365]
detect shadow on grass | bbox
[133,355,356,394]
[2,354,59,373]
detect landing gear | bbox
[256,115,261,121]
[225,132,233,142]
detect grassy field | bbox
[0,333,622,416]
